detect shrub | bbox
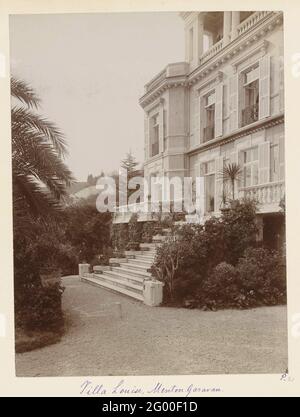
[222,199,258,265]
[90,246,114,269]
[152,200,286,309]
[237,247,286,306]
[198,262,240,310]
[196,248,286,310]
[128,213,143,247]
[142,221,158,243]
[62,204,112,263]
[15,283,64,332]
[111,223,129,253]
[151,237,188,302]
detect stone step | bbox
[126,251,156,260]
[140,243,159,250]
[104,269,145,284]
[141,250,157,256]
[94,273,143,292]
[124,263,152,273]
[128,258,153,268]
[134,253,156,261]
[113,266,151,279]
[82,275,144,302]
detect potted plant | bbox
[220,185,230,214]
[219,162,242,202]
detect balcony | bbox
[198,11,274,68]
[237,11,272,37]
[239,181,285,213]
[151,142,159,157]
[203,125,215,142]
[242,104,259,127]
[199,38,224,66]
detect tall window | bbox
[203,91,215,142]
[270,144,279,182]
[242,147,259,187]
[150,114,159,157]
[242,65,259,127]
[203,160,215,213]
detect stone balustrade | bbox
[237,11,272,36]
[239,181,285,212]
[199,38,224,65]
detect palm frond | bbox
[13,132,74,199]
[11,76,75,217]
[219,162,242,182]
[13,172,62,218]
[12,106,68,157]
[11,77,40,109]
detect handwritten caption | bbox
[80,379,222,397]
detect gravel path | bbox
[15,275,288,376]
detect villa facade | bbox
[116,11,285,249]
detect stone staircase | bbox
[80,231,170,304]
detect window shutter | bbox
[258,142,270,184]
[215,156,224,212]
[229,74,239,132]
[215,83,223,137]
[259,54,271,119]
[159,105,164,153]
[196,164,205,216]
[194,92,201,145]
[144,114,149,160]
[279,56,284,113]
[279,134,285,180]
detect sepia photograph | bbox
[9,9,288,378]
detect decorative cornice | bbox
[139,11,283,108]
[195,70,223,94]
[140,75,187,108]
[187,114,284,156]
[231,39,269,71]
[187,12,282,85]
[144,97,164,113]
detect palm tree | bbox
[11,78,74,217]
[219,162,242,201]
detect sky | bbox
[9,13,184,181]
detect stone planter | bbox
[79,263,90,277]
[143,280,164,306]
[93,265,111,274]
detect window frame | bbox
[242,146,259,188]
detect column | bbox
[223,11,232,45]
[196,13,204,61]
[231,11,240,40]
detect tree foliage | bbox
[121,150,139,174]
[11,77,73,218]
